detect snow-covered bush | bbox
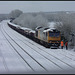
[12,13,48,30]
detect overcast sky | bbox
[0,1,75,14]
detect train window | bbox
[43,32,47,36]
[49,32,60,37]
[55,32,60,37]
[49,32,55,37]
[36,31,38,37]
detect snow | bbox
[8,20,18,26]
[29,30,35,33]
[43,28,56,32]
[48,22,56,28]
[0,20,75,74]
[35,26,43,30]
[20,27,31,30]
[48,22,63,28]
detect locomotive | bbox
[7,21,61,48]
[34,26,61,48]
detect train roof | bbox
[21,27,35,33]
[44,27,50,30]
[15,25,21,28]
[21,27,31,30]
[8,21,21,28]
[29,30,35,33]
[43,28,59,32]
[35,26,43,30]
[35,27,50,31]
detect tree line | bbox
[8,9,75,49]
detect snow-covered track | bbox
[0,20,75,73]
[1,21,65,72]
[2,25,63,70]
[1,27,35,72]
[1,22,48,72]
[6,22,75,70]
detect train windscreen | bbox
[49,32,60,37]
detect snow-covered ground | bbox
[0,20,75,74]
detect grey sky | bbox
[0,1,75,14]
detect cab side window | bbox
[36,31,38,37]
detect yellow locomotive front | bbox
[35,27,61,48]
[47,28,61,47]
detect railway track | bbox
[1,23,48,73]
[2,25,64,70]
[1,20,75,73]
[6,22,75,69]
[1,22,65,72]
[0,23,10,73]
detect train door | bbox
[43,32,47,41]
[36,30,38,37]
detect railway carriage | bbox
[29,30,35,40]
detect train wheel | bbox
[45,43,50,48]
[44,42,48,48]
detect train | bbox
[35,26,61,48]
[7,21,61,48]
